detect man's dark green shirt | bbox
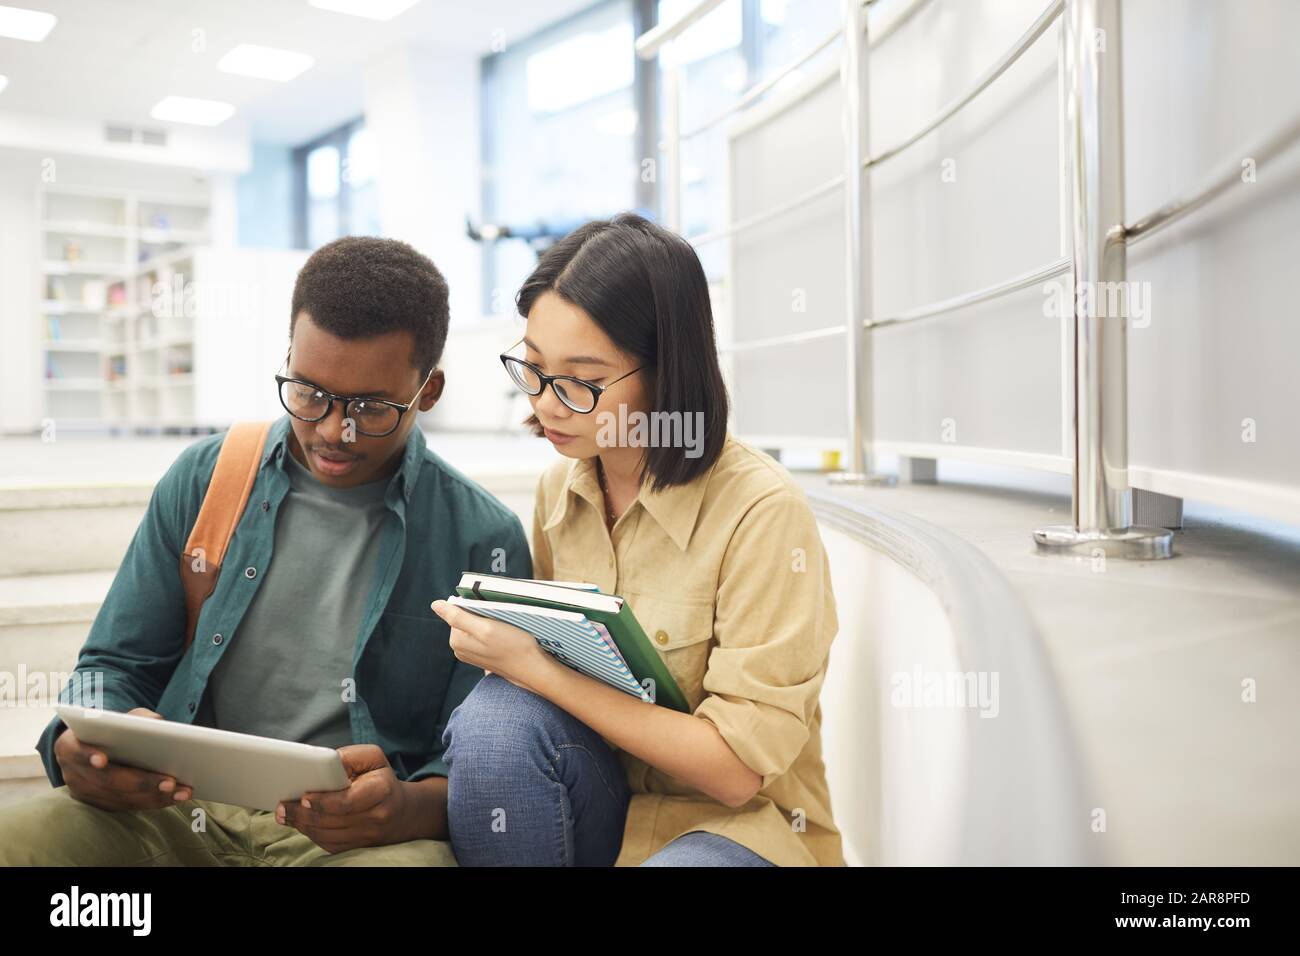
[36,414,531,786]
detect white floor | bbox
[800,471,1300,865]
[0,428,557,486]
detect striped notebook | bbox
[447,596,651,702]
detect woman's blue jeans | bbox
[441,674,774,867]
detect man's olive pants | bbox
[0,787,457,866]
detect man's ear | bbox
[420,369,446,411]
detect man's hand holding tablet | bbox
[278,744,431,853]
[55,708,194,811]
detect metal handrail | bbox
[1125,110,1300,245]
[670,27,840,144]
[870,256,1070,329]
[716,255,1073,354]
[866,0,1064,168]
[635,0,728,60]
[637,0,877,61]
[688,174,844,246]
[719,324,846,355]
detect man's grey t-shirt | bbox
[198,448,390,749]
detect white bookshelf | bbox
[39,185,211,428]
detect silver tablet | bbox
[56,705,351,812]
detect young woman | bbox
[432,212,842,867]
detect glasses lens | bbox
[347,400,401,437]
[280,380,329,421]
[504,357,543,394]
[553,379,597,413]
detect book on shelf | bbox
[165,348,193,375]
[81,280,107,309]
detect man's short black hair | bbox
[290,236,449,375]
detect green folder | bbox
[454,572,690,713]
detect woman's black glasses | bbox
[500,343,643,414]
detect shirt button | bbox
[655,630,670,646]
[212,633,223,645]
[244,567,257,579]
[188,702,196,713]
[261,500,269,512]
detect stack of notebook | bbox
[447,573,689,712]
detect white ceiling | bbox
[0,0,594,145]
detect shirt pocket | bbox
[549,562,604,588]
[624,593,715,711]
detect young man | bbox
[0,237,530,866]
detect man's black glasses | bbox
[275,352,433,438]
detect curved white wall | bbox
[812,490,1097,866]
[820,524,966,866]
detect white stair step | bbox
[0,570,114,625]
[0,484,149,576]
[0,571,111,703]
[0,704,56,784]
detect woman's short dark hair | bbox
[516,211,730,490]
[290,236,449,376]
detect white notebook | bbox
[448,596,650,702]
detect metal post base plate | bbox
[1032,525,1174,559]
[827,472,897,488]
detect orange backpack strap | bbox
[179,421,273,651]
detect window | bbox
[480,0,658,316]
[756,0,842,76]
[657,0,746,280]
[478,0,843,307]
[294,118,383,248]
[657,0,841,279]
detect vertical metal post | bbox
[1034,0,1171,558]
[633,0,661,217]
[663,64,683,233]
[829,0,892,487]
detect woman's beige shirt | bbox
[531,435,842,867]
